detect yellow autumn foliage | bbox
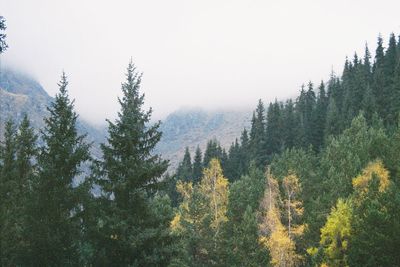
[352,160,390,194]
[320,198,352,267]
[199,158,229,230]
[259,170,304,267]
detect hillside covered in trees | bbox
[2,12,400,266]
[171,33,400,266]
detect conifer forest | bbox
[2,6,400,266]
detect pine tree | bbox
[176,147,193,182]
[0,16,7,54]
[29,73,91,266]
[96,61,172,266]
[372,35,387,123]
[265,100,283,157]
[361,85,376,124]
[1,115,37,265]
[249,99,267,168]
[223,165,269,266]
[236,128,250,177]
[225,139,241,181]
[203,139,223,167]
[282,99,298,149]
[324,98,341,139]
[314,81,328,149]
[0,120,17,265]
[192,146,203,184]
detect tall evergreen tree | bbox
[265,100,283,157]
[203,139,223,167]
[314,81,328,149]
[0,120,17,265]
[1,115,37,265]
[96,61,173,266]
[249,99,267,168]
[324,98,341,139]
[176,147,193,182]
[192,146,203,184]
[28,73,91,266]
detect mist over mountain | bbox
[0,67,250,170]
[156,107,252,170]
[0,68,106,155]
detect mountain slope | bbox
[156,108,252,171]
[0,68,106,153]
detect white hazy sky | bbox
[2,0,400,124]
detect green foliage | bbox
[192,146,203,183]
[28,73,91,266]
[349,172,400,266]
[319,198,353,267]
[1,116,37,266]
[321,114,389,204]
[172,159,229,266]
[222,164,269,265]
[176,147,193,182]
[94,61,172,266]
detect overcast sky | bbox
[2,0,400,124]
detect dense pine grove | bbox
[1,13,400,265]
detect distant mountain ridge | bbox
[156,108,252,171]
[0,68,106,155]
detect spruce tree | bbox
[314,81,328,149]
[203,139,223,167]
[265,100,283,157]
[192,146,203,183]
[372,35,387,123]
[0,16,7,54]
[176,147,193,182]
[0,120,17,265]
[29,73,91,266]
[249,99,267,168]
[2,115,37,265]
[96,61,172,266]
[238,128,250,175]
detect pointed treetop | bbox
[0,16,8,54]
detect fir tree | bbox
[203,139,223,167]
[249,99,267,168]
[96,61,172,266]
[265,100,283,157]
[2,115,38,265]
[0,120,17,265]
[314,81,328,149]
[176,147,193,182]
[28,73,91,266]
[192,146,203,184]
[0,16,7,54]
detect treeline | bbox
[171,33,400,266]
[176,34,400,184]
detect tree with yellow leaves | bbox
[259,169,304,267]
[170,158,229,266]
[348,160,400,266]
[319,198,353,267]
[283,172,305,239]
[318,160,397,267]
